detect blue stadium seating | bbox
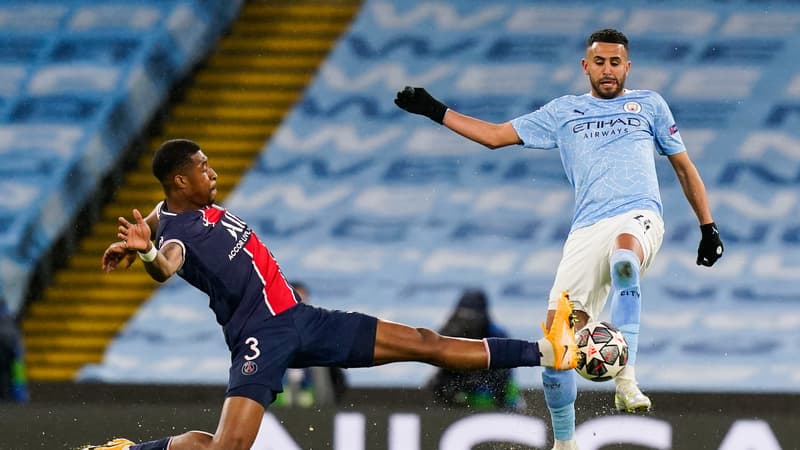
[0,0,242,313]
[81,0,800,392]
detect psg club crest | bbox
[623,101,641,113]
[242,361,258,375]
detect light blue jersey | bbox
[511,89,685,230]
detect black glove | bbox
[697,222,723,267]
[394,86,448,124]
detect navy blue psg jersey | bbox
[154,201,299,339]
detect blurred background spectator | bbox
[426,289,525,411]
[0,298,27,402]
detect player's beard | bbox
[591,74,626,99]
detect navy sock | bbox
[486,337,541,368]
[131,438,171,450]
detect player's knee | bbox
[172,430,222,450]
[415,326,443,344]
[414,327,446,359]
[610,250,641,290]
[196,431,253,450]
[209,437,252,450]
[612,259,633,280]
[611,259,638,289]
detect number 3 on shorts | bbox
[244,336,261,361]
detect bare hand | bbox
[116,209,152,252]
[101,241,136,272]
[102,208,152,272]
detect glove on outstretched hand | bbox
[697,222,724,266]
[394,86,448,124]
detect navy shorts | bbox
[225,303,378,408]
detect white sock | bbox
[537,337,555,367]
[553,437,578,450]
[616,365,637,384]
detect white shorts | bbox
[548,209,664,321]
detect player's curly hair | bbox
[586,28,628,50]
[152,138,201,183]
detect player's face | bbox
[185,150,218,206]
[582,42,630,99]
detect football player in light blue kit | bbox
[395,28,724,450]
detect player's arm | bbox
[668,151,713,225]
[141,241,183,283]
[668,151,724,266]
[101,204,163,272]
[116,208,183,282]
[443,110,522,149]
[394,86,522,149]
[142,204,160,235]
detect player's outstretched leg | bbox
[542,291,579,450]
[78,438,136,450]
[541,291,578,370]
[609,248,651,412]
[482,292,577,371]
[372,297,577,371]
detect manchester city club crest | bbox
[624,101,642,113]
[242,360,258,375]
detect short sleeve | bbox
[154,203,192,255]
[651,92,686,156]
[510,100,559,150]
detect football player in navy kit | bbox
[88,138,578,450]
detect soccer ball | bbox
[575,321,628,382]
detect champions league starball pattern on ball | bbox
[575,321,628,382]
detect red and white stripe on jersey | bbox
[243,231,297,316]
[201,204,225,226]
